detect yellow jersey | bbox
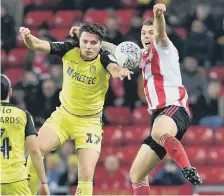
[0,102,37,183]
[49,41,117,116]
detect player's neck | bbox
[80,53,98,61]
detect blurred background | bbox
[1,0,224,195]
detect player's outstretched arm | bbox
[153,3,169,47]
[107,63,133,80]
[19,27,51,54]
[26,136,50,195]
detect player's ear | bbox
[9,88,12,97]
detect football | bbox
[115,41,142,70]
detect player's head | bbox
[141,19,154,51]
[78,22,107,60]
[1,74,12,101]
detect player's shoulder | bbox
[1,102,28,116]
[99,49,117,64]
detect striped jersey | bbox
[141,40,189,113]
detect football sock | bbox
[132,182,150,195]
[76,181,93,196]
[161,134,191,168]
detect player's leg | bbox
[71,116,103,196]
[130,144,162,195]
[1,180,32,195]
[27,107,69,194]
[75,148,100,195]
[150,105,201,186]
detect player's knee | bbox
[151,128,163,144]
[79,167,94,181]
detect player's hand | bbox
[39,184,50,195]
[19,27,32,38]
[153,3,166,16]
[69,26,80,37]
[118,68,134,80]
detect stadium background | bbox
[1,0,224,195]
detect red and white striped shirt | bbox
[141,41,189,114]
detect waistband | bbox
[61,105,102,118]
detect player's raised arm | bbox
[153,3,169,47]
[19,27,50,54]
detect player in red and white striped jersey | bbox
[129,3,202,195]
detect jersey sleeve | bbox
[25,111,37,137]
[49,41,79,57]
[100,50,118,69]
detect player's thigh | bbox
[77,148,100,181]
[151,114,178,144]
[1,180,32,195]
[72,117,103,181]
[130,144,161,183]
[39,107,69,155]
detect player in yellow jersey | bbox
[0,74,50,195]
[19,22,132,195]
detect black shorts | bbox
[142,105,190,160]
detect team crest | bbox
[90,65,96,74]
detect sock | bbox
[27,156,40,195]
[76,181,93,196]
[161,134,191,169]
[132,182,150,195]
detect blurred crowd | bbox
[1,0,224,194]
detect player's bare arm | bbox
[153,3,170,47]
[107,63,133,80]
[26,135,50,195]
[69,26,116,54]
[19,27,50,54]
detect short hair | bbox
[143,19,154,26]
[79,22,107,41]
[1,74,11,100]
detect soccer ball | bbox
[115,41,142,70]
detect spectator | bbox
[191,3,216,32]
[199,80,224,129]
[46,153,62,192]
[125,13,143,46]
[123,69,142,110]
[95,155,128,189]
[49,65,63,90]
[58,155,78,186]
[181,56,207,124]
[38,79,60,121]
[185,20,214,66]
[151,159,186,185]
[10,88,26,110]
[1,4,16,52]
[14,71,40,117]
[105,16,123,45]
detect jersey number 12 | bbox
[0,128,12,159]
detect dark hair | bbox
[143,19,154,26]
[79,22,107,41]
[1,74,11,100]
